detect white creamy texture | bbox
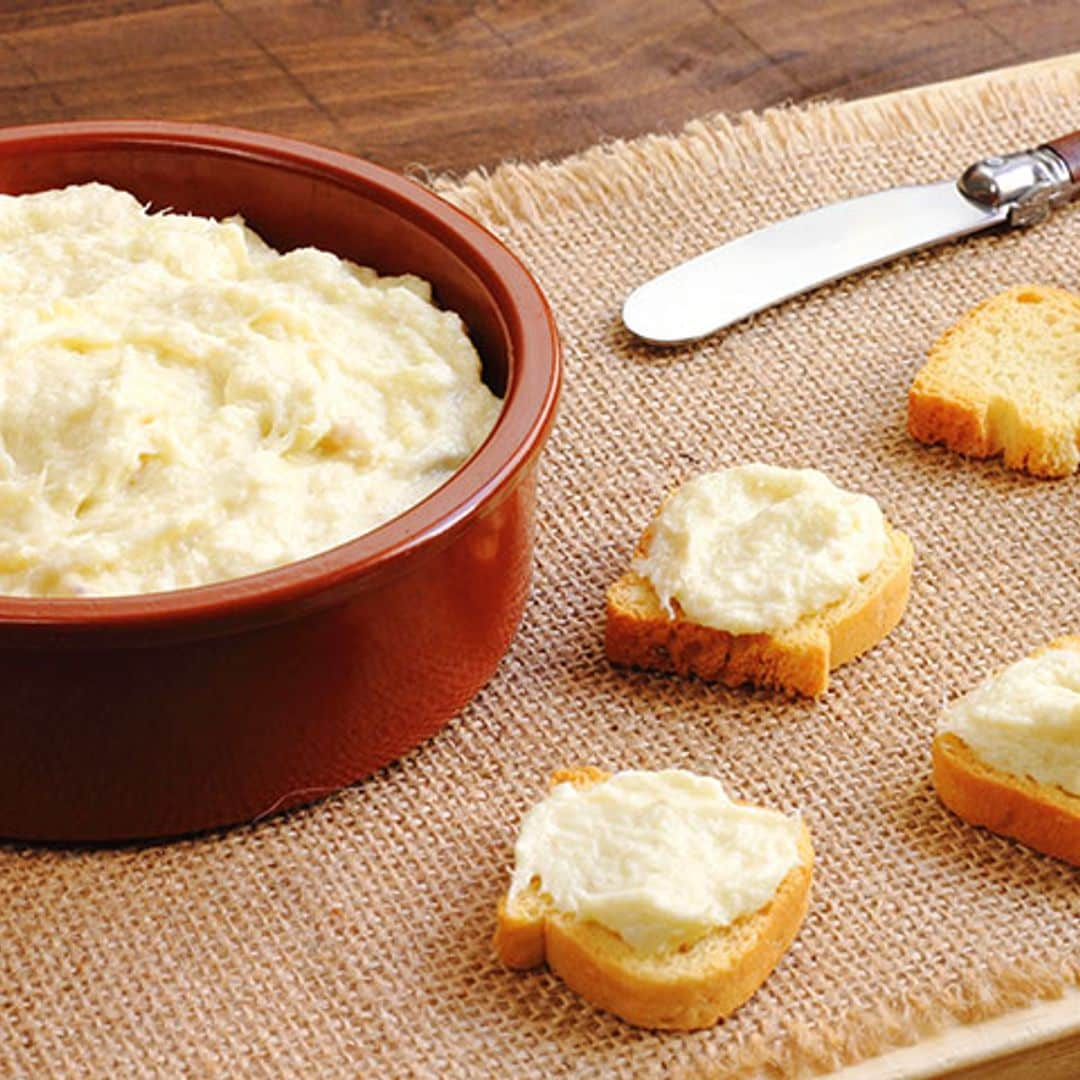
[0,183,501,596]
[635,465,888,634]
[941,645,1080,795]
[508,769,803,953]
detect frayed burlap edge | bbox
[696,956,1080,1079]
[433,57,1080,231]
[433,55,1080,1078]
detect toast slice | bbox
[932,636,1080,866]
[605,522,913,697]
[908,284,1080,477]
[494,768,814,1031]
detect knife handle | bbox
[1042,130,1080,192]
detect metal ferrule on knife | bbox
[959,143,1080,226]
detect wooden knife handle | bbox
[1043,130,1080,187]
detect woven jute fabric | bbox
[3,60,1080,1079]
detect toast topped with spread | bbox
[605,466,913,696]
[494,768,813,1030]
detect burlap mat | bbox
[3,59,1080,1079]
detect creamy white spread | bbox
[508,769,803,953]
[941,644,1080,795]
[0,183,501,597]
[634,465,888,634]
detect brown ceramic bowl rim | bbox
[0,120,561,638]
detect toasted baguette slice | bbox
[932,636,1080,866]
[605,522,913,697]
[494,768,814,1031]
[908,284,1080,477]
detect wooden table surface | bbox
[1,2,1077,1077]
[1,0,1079,174]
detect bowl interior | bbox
[0,132,509,397]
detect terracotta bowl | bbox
[0,121,561,842]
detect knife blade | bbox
[623,131,1080,344]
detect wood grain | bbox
[948,1033,1080,1080]
[0,1,1078,173]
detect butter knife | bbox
[623,131,1080,344]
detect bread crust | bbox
[494,769,814,1031]
[931,636,1080,866]
[932,733,1080,866]
[907,284,1080,477]
[604,524,913,697]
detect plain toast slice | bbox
[908,284,1080,477]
